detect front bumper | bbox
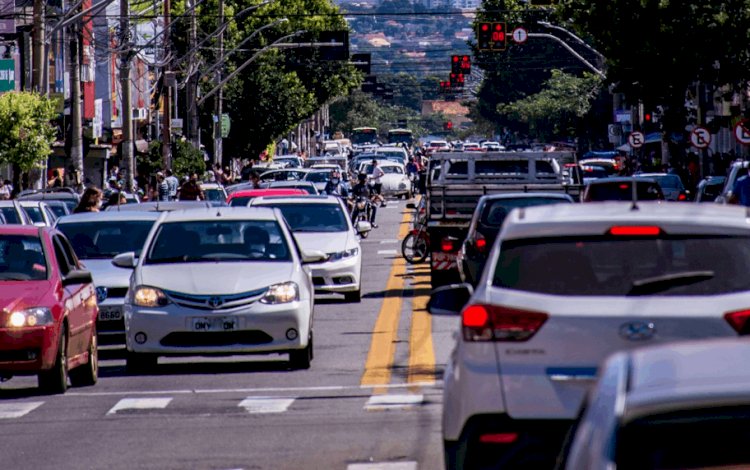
[124,299,312,355]
[0,326,57,374]
[97,298,127,346]
[310,254,361,293]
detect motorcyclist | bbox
[323,170,349,198]
[351,173,378,228]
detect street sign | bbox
[92,99,103,138]
[628,131,644,149]
[221,113,231,138]
[735,120,750,145]
[0,59,14,92]
[690,126,710,149]
[512,27,528,44]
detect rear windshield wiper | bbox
[628,271,715,296]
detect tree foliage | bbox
[499,70,602,140]
[0,92,56,171]
[172,139,206,177]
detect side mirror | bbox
[63,269,93,287]
[301,250,328,264]
[355,220,372,234]
[112,251,137,269]
[405,202,416,209]
[427,283,473,316]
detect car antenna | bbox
[631,178,639,211]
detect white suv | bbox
[429,202,750,469]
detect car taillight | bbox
[608,226,662,236]
[474,233,487,252]
[441,236,457,252]
[725,309,750,335]
[678,193,687,201]
[461,304,548,342]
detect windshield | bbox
[481,198,571,227]
[22,206,43,224]
[352,129,378,145]
[305,172,331,183]
[59,220,156,259]
[493,236,750,296]
[146,220,290,264]
[0,235,47,280]
[269,203,348,233]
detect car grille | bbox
[0,348,40,361]
[97,319,125,333]
[312,277,325,286]
[159,331,273,347]
[164,288,267,311]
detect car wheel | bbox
[38,327,68,394]
[289,332,312,370]
[344,289,361,303]
[126,351,158,374]
[444,438,469,470]
[70,330,98,387]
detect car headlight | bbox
[328,247,359,261]
[260,282,299,304]
[7,308,53,328]
[132,286,170,307]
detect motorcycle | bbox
[351,196,373,239]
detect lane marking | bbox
[238,397,295,413]
[360,209,411,391]
[364,394,424,411]
[106,397,172,415]
[379,240,399,244]
[0,402,44,419]
[377,249,398,255]
[65,382,443,397]
[407,265,436,386]
[347,462,418,470]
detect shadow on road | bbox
[98,358,294,378]
[363,287,432,299]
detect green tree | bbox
[172,139,206,177]
[0,92,56,171]
[499,70,602,141]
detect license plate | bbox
[98,306,122,321]
[191,317,238,332]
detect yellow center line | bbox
[407,263,435,386]
[360,210,412,392]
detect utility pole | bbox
[69,24,84,190]
[31,0,44,91]
[213,0,224,166]
[120,0,134,191]
[162,0,172,169]
[186,0,199,148]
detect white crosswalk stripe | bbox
[0,401,44,419]
[347,462,418,470]
[379,240,399,244]
[106,397,173,415]
[377,249,398,255]
[364,394,424,411]
[238,396,295,413]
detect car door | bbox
[52,234,91,356]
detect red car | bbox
[226,188,308,207]
[0,226,98,394]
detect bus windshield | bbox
[351,128,378,145]
[387,129,413,146]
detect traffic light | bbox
[444,121,453,131]
[449,73,465,88]
[451,55,471,74]
[451,55,461,74]
[476,22,506,51]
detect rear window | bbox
[22,206,43,223]
[481,198,570,227]
[653,175,683,189]
[447,160,468,175]
[59,220,156,259]
[616,406,750,469]
[229,197,251,207]
[476,160,528,175]
[0,207,21,224]
[585,181,663,201]
[493,236,750,296]
[0,235,47,280]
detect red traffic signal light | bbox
[444,121,453,131]
[477,22,506,51]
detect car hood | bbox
[293,231,354,255]
[80,259,133,288]
[139,262,295,295]
[0,281,52,311]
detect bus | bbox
[351,127,379,146]
[387,128,414,147]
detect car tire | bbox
[344,289,361,303]
[70,330,98,387]
[289,332,313,370]
[38,327,68,394]
[444,438,470,470]
[126,351,158,374]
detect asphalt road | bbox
[0,199,457,470]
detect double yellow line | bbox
[360,209,435,391]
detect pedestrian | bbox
[248,170,261,189]
[370,159,386,207]
[156,172,170,201]
[73,187,103,213]
[729,167,750,206]
[0,180,10,200]
[241,160,254,181]
[165,169,179,200]
[178,173,205,201]
[48,169,63,188]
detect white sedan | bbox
[358,161,412,199]
[114,207,321,371]
[250,195,368,302]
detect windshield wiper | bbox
[628,271,715,296]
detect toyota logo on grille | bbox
[207,296,224,309]
[619,321,656,341]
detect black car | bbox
[457,193,574,286]
[582,177,664,202]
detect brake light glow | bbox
[461,304,548,342]
[608,226,662,236]
[475,233,487,252]
[479,433,519,444]
[619,184,630,189]
[678,193,687,201]
[441,237,458,252]
[725,309,750,335]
